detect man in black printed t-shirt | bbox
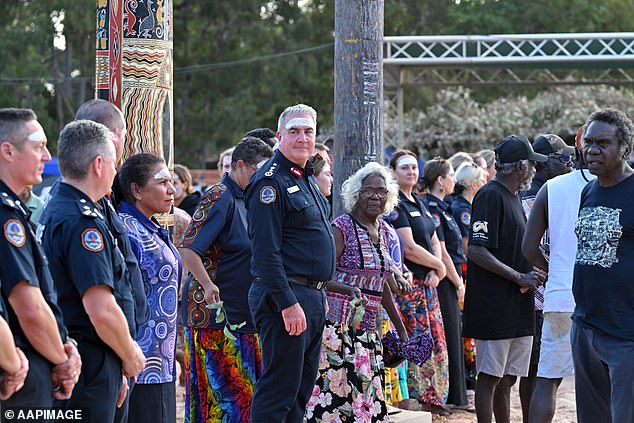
[572,108,634,423]
[462,135,547,423]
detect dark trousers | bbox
[56,341,122,423]
[1,347,53,408]
[249,283,325,423]
[128,382,176,423]
[113,377,134,423]
[437,277,468,406]
[571,321,634,423]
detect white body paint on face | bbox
[27,130,46,142]
[285,117,315,130]
[154,167,172,180]
[397,155,418,168]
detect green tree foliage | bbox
[390,85,634,157]
[2,1,634,165]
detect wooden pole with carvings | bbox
[333,0,384,218]
[95,0,173,168]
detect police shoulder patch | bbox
[81,228,104,252]
[460,211,471,226]
[431,213,441,228]
[3,219,26,248]
[260,186,277,204]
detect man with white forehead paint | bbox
[246,104,336,422]
[0,108,81,408]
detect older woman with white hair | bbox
[306,162,408,423]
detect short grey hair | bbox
[0,108,37,149]
[495,159,529,175]
[58,120,114,180]
[277,104,317,132]
[341,162,399,214]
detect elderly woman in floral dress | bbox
[306,162,408,423]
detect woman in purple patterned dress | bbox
[118,153,182,423]
[306,162,408,423]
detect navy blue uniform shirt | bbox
[388,191,437,280]
[245,150,336,312]
[180,174,257,332]
[449,195,472,239]
[47,177,148,331]
[424,193,466,264]
[40,182,134,342]
[0,180,67,347]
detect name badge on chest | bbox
[410,210,422,217]
[287,185,300,194]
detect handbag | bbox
[381,330,434,368]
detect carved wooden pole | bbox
[333,0,384,217]
[95,0,173,167]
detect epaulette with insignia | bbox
[77,198,104,219]
[0,191,17,209]
[0,191,30,217]
[263,162,279,178]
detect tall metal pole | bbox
[95,0,173,167]
[333,0,384,218]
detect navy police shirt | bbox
[40,182,135,342]
[0,180,67,348]
[245,150,336,312]
[449,195,472,239]
[180,174,256,332]
[388,191,437,280]
[47,176,148,330]
[424,193,466,264]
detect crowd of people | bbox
[0,101,633,423]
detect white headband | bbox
[154,168,171,180]
[285,117,315,130]
[397,155,418,168]
[26,130,46,142]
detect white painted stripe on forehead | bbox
[26,130,46,142]
[285,117,315,130]
[397,155,418,168]
[154,167,171,180]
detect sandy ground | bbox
[428,376,577,423]
[176,375,577,422]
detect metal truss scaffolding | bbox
[383,32,634,146]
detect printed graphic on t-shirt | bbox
[471,220,488,241]
[575,206,622,268]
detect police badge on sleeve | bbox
[3,219,26,248]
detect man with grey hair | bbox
[462,135,547,423]
[246,104,335,422]
[39,120,146,422]
[70,99,146,423]
[0,108,81,409]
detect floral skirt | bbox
[184,327,262,423]
[397,278,449,405]
[306,323,389,423]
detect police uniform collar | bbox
[425,193,449,211]
[118,201,161,234]
[0,179,32,219]
[222,173,244,199]
[277,150,311,177]
[454,195,471,206]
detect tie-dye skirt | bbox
[184,327,262,422]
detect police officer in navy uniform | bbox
[0,108,81,410]
[59,99,148,423]
[246,104,335,422]
[39,120,146,423]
